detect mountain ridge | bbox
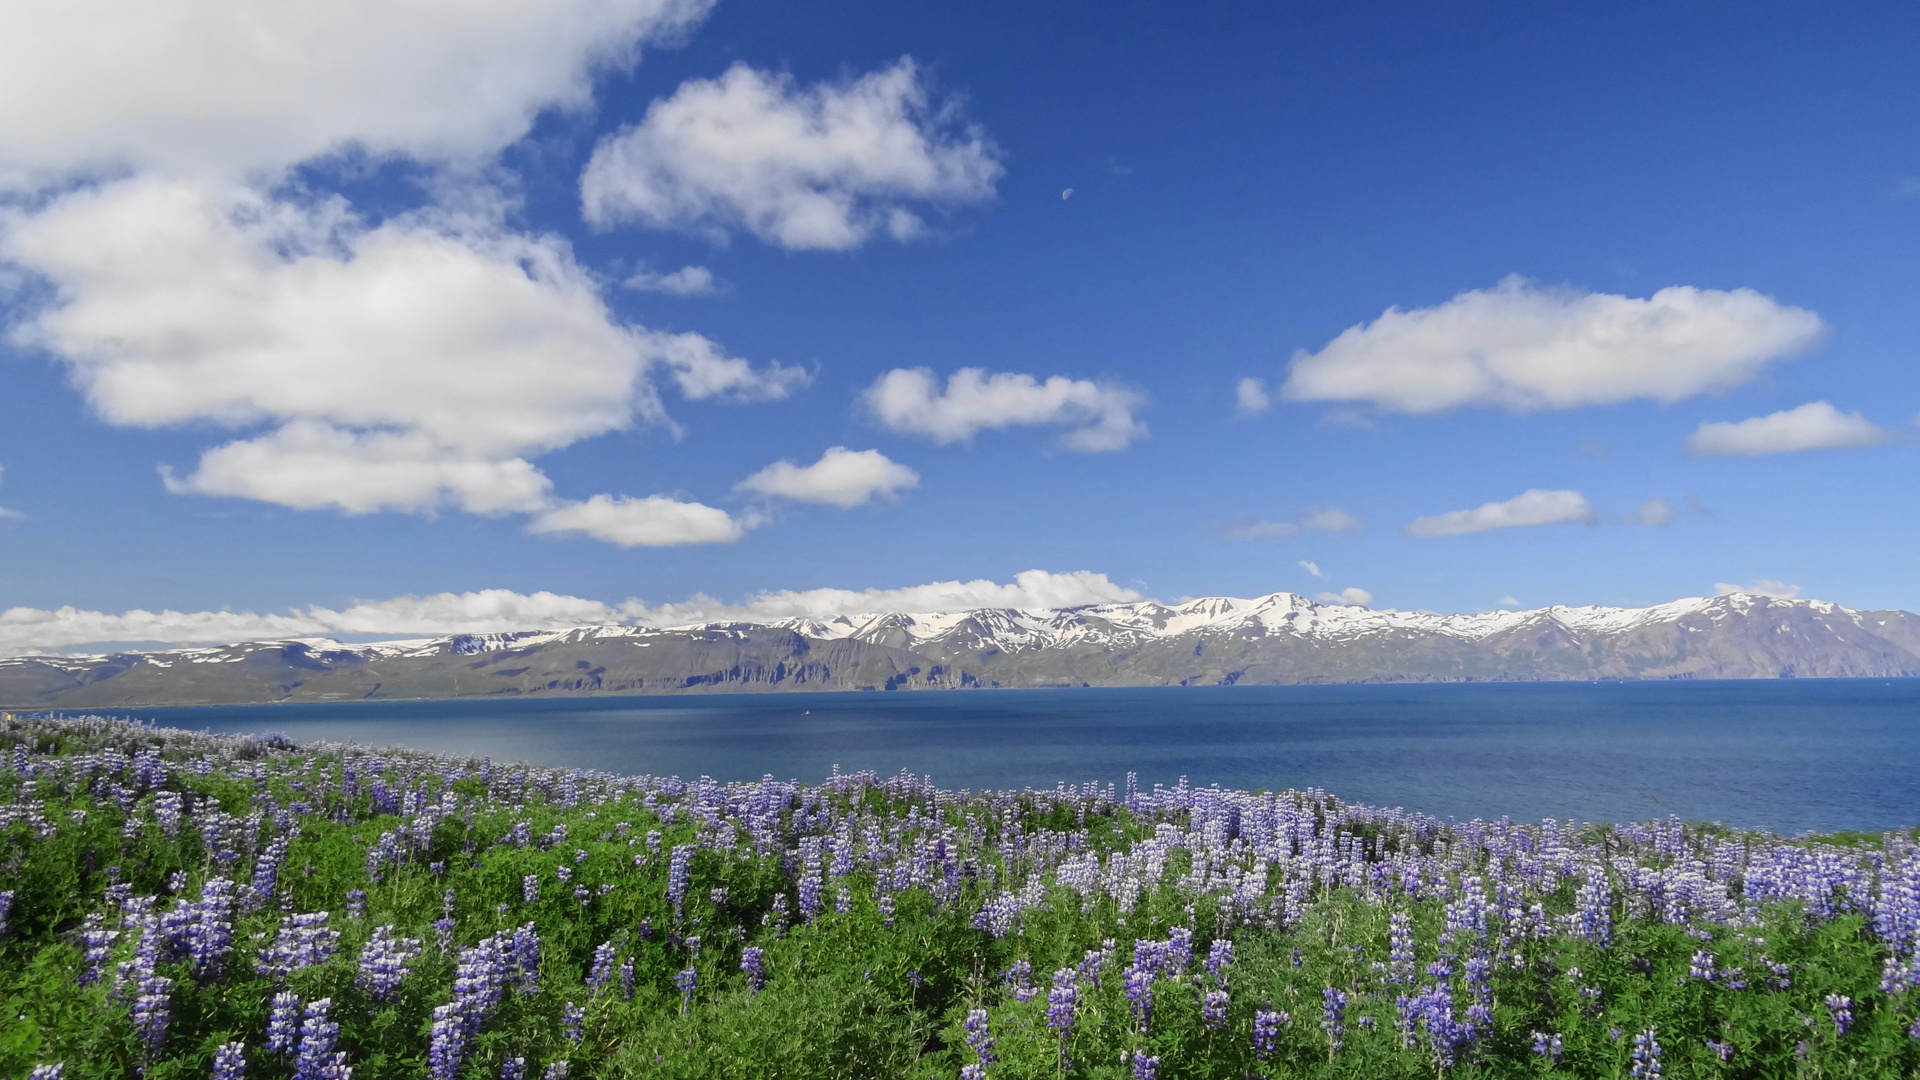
[3,590,1917,707]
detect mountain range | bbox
[2,591,1918,708]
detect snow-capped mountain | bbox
[3,591,1917,707]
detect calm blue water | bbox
[105,680,1920,835]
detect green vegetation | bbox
[1,712,1916,1079]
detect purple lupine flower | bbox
[1707,1039,1733,1062]
[78,914,117,985]
[960,1067,986,1080]
[212,1041,247,1079]
[618,956,635,1000]
[741,946,766,993]
[676,967,698,1012]
[28,1066,63,1079]
[1122,966,1152,1030]
[542,1064,568,1080]
[132,973,173,1055]
[267,992,302,1056]
[667,845,695,918]
[586,941,617,996]
[1388,911,1414,983]
[0,890,14,938]
[258,912,339,980]
[963,1008,995,1067]
[1166,926,1194,971]
[512,923,541,993]
[442,888,456,918]
[522,875,539,905]
[1128,1050,1159,1080]
[1826,994,1853,1037]
[499,1058,526,1080]
[434,918,455,952]
[1689,950,1716,981]
[1253,1008,1285,1058]
[1630,1027,1663,1080]
[1045,968,1078,1032]
[250,836,289,909]
[356,925,424,1001]
[292,998,341,1080]
[1322,987,1348,1055]
[428,1003,466,1080]
[1202,989,1229,1030]
[1204,938,1234,986]
[344,890,366,920]
[562,1002,585,1045]
[1531,1031,1563,1062]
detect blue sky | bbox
[1,0,1917,648]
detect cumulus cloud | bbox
[0,0,827,548]
[0,571,1144,653]
[1714,579,1801,600]
[1685,401,1893,457]
[1623,498,1677,527]
[625,569,1144,626]
[864,367,1146,452]
[1497,595,1520,608]
[1405,489,1594,538]
[1235,377,1272,416]
[1282,276,1825,414]
[623,264,719,296]
[1297,560,1322,578]
[735,447,918,508]
[3,177,799,525]
[1315,587,1372,606]
[581,59,1002,250]
[0,0,714,186]
[1223,507,1362,540]
[526,494,745,547]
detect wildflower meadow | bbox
[1,712,1916,1079]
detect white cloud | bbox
[623,569,1144,626]
[1405,489,1594,537]
[1497,595,1520,608]
[1297,560,1322,578]
[864,367,1146,452]
[1685,401,1893,457]
[1282,276,1825,414]
[1235,377,1272,416]
[3,177,796,527]
[0,0,714,186]
[735,447,918,508]
[1315,587,1372,606]
[0,0,812,549]
[1223,507,1362,540]
[644,329,810,403]
[1623,498,1677,527]
[0,570,1146,654]
[1714,579,1801,600]
[581,59,1002,250]
[624,265,719,296]
[527,494,745,547]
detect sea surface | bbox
[107,680,1920,835]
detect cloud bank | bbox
[582,59,1002,250]
[864,367,1146,451]
[1685,401,1893,457]
[1405,489,1594,537]
[0,571,1144,653]
[1714,579,1801,600]
[1283,276,1824,414]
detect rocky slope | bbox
[2,591,1916,707]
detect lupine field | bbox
[2,714,1919,1079]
